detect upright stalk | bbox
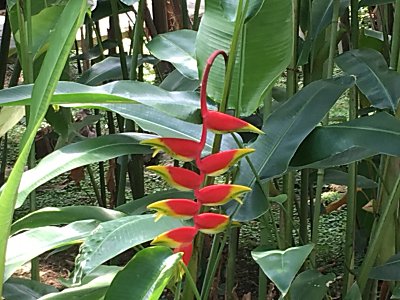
[343,0,359,294]
[192,0,202,30]
[311,0,339,265]
[390,1,400,70]
[0,11,11,88]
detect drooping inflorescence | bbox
[141,50,264,266]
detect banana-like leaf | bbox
[0,107,24,138]
[5,220,98,282]
[40,272,119,300]
[3,277,58,300]
[344,283,362,300]
[336,48,400,112]
[73,215,182,283]
[369,252,400,281]
[290,112,400,169]
[359,0,394,5]
[0,81,201,121]
[147,30,198,80]
[227,76,354,221]
[7,133,151,209]
[252,244,314,297]
[159,69,199,91]
[196,0,293,115]
[97,103,238,152]
[105,247,181,300]
[289,270,335,300]
[77,55,159,86]
[11,206,126,235]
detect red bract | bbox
[151,226,198,248]
[194,213,230,234]
[147,199,200,220]
[140,137,202,162]
[146,166,203,191]
[174,244,193,266]
[195,184,251,206]
[203,110,264,134]
[198,148,255,176]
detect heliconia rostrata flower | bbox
[142,50,264,267]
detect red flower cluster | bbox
[142,50,263,265]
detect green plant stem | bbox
[180,261,202,300]
[94,109,107,207]
[310,169,324,265]
[86,165,103,206]
[0,134,7,185]
[225,227,238,300]
[357,173,400,291]
[0,11,11,89]
[111,0,129,79]
[181,0,190,29]
[258,203,271,300]
[91,18,106,60]
[390,1,400,69]
[192,0,202,30]
[174,277,182,300]
[299,169,309,245]
[130,0,145,80]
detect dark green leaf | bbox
[73,215,182,283]
[369,252,400,280]
[252,244,314,296]
[335,49,400,112]
[359,0,394,6]
[291,112,400,169]
[147,30,198,80]
[290,270,335,300]
[70,40,118,60]
[105,247,180,300]
[77,55,158,86]
[228,76,354,221]
[11,206,126,235]
[309,169,378,189]
[159,69,199,91]
[3,277,58,300]
[344,282,362,300]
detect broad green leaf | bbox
[392,287,400,299]
[369,252,400,280]
[40,272,118,300]
[309,169,378,189]
[0,0,88,290]
[70,40,118,61]
[298,0,349,66]
[9,133,151,209]
[116,190,194,215]
[336,48,400,112]
[159,69,200,91]
[252,244,314,296]
[290,112,400,169]
[98,103,238,153]
[73,215,182,283]
[290,270,335,300]
[344,283,362,300]
[147,30,198,80]
[11,206,126,235]
[59,265,123,288]
[105,247,180,300]
[5,220,98,282]
[228,76,354,221]
[196,0,293,115]
[77,55,159,86]
[0,81,201,121]
[3,277,58,300]
[0,107,24,138]
[359,28,384,53]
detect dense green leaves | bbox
[196,0,293,115]
[5,220,98,282]
[105,247,181,300]
[336,48,400,112]
[147,30,198,80]
[11,206,126,235]
[228,76,354,221]
[10,133,151,209]
[252,244,314,296]
[73,215,182,283]
[291,112,400,169]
